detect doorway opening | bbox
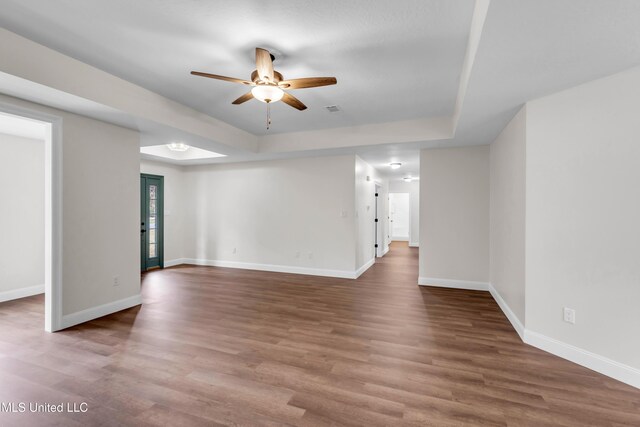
[140,173,164,271]
[389,192,410,243]
[0,104,62,332]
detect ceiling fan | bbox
[191,48,337,128]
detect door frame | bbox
[0,101,63,332]
[140,173,164,271]
[374,182,384,257]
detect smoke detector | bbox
[325,105,341,113]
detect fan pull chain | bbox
[266,103,271,130]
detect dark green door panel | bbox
[141,174,164,271]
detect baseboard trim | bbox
[524,330,640,390]
[181,258,360,279]
[391,237,409,242]
[409,241,419,247]
[418,277,489,291]
[60,294,142,330]
[164,258,185,268]
[0,284,44,303]
[355,258,375,279]
[488,284,525,340]
[419,278,639,389]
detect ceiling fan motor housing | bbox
[251,70,284,84]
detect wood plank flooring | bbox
[1,242,639,426]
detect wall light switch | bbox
[340,210,348,218]
[113,276,120,287]
[563,307,576,324]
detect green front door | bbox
[141,174,164,271]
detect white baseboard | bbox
[181,258,361,279]
[60,294,142,330]
[383,246,390,256]
[524,330,640,390]
[0,284,44,303]
[418,277,489,291]
[355,258,375,279]
[416,277,639,389]
[488,284,525,340]
[391,237,409,242]
[409,241,419,247]
[164,258,185,268]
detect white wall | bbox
[526,66,640,371]
[140,160,185,265]
[0,133,44,301]
[419,146,490,285]
[389,179,419,246]
[355,156,388,270]
[490,106,526,325]
[0,94,141,322]
[182,155,359,277]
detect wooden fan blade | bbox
[191,71,252,85]
[255,48,275,82]
[279,77,337,89]
[281,92,307,111]
[232,92,254,105]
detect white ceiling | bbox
[1,0,640,181]
[0,0,475,136]
[0,111,47,140]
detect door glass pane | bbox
[149,216,156,229]
[150,200,156,215]
[149,185,157,200]
[149,243,157,258]
[149,229,156,244]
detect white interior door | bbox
[389,193,410,241]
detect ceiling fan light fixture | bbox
[251,85,284,103]
[167,142,190,152]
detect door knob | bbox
[141,229,146,233]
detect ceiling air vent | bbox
[325,105,341,113]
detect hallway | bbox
[0,242,639,426]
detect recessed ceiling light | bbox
[390,162,402,169]
[167,142,190,152]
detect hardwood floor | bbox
[1,242,639,426]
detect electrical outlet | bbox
[295,251,300,258]
[563,307,576,324]
[308,252,313,260]
[113,276,120,287]
[232,247,237,254]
